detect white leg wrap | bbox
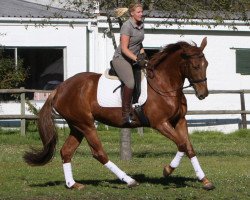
[104,161,135,184]
[63,163,76,188]
[170,151,185,168]
[191,156,205,180]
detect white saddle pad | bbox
[97,73,147,107]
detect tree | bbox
[0,49,26,90]
[100,0,249,24]
[47,0,249,25]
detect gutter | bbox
[0,17,97,25]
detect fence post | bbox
[240,91,247,129]
[20,87,26,136]
[137,127,144,136]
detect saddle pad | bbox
[97,73,147,107]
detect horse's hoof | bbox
[203,182,215,190]
[163,165,174,177]
[127,180,139,188]
[70,182,85,190]
[201,178,215,190]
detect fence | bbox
[0,88,250,135]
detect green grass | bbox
[0,127,250,200]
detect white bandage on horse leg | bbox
[191,156,205,180]
[170,151,185,168]
[104,161,135,184]
[63,163,76,188]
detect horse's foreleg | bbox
[158,120,214,190]
[158,121,185,177]
[85,128,139,187]
[60,129,84,190]
[163,151,185,177]
[174,119,214,190]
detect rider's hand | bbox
[135,53,148,68]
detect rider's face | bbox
[131,7,143,23]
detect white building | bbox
[0,0,249,132]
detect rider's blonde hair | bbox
[129,3,143,15]
[115,3,143,18]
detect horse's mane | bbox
[149,41,194,68]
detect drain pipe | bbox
[86,21,94,72]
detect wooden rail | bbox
[0,88,249,135]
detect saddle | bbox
[108,61,142,104]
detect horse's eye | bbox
[193,65,200,70]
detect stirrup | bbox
[123,114,136,126]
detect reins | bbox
[145,72,193,96]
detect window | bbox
[236,49,250,75]
[18,48,63,90]
[1,47,64,89]
[0,47,64,100]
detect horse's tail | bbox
[23,90,58,166]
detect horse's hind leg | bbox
[82,125,139,187]
[60,126,85,190]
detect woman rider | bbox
[112,3,145,126]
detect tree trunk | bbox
[120,128,132,160]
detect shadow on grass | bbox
[133,174,198,188]
[29,174,198,189]
[132,150,249,158]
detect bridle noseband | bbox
[188,77,207,86]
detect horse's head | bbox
[181,37,208,100]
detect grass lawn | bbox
[0,125,249,200]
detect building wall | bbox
[0,22,87,78]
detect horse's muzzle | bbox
[197,92,208,100]
[193,83,208,100]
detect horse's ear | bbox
[200,37,207,51]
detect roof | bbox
[0,0,91,18]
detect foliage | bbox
[25,101,40,132]
[100,0,250,22]
[48,0,249,26]
[0,49,27,89]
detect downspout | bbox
[86,21,94,72]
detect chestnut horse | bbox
[24,37,214,190]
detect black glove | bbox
[134,53,148,68]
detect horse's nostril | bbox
[198,95,205,100]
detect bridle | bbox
[188,77,207,86]
[144,53,207,97]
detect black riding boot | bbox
[122,86,136,126]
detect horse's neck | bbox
[154,55,184,90]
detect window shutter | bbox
[236,49,250,75]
